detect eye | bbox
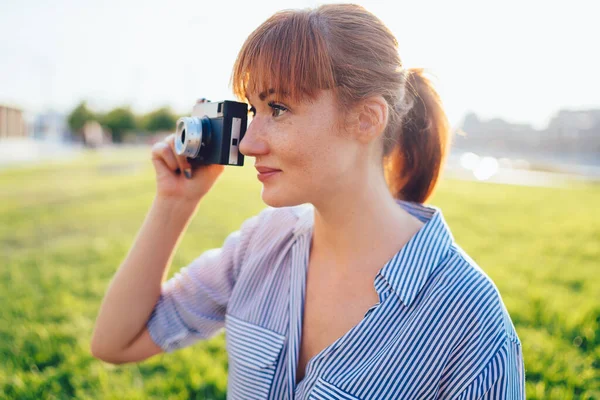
[268,101,288,117]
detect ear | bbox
[355,96,388,144]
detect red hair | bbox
[231,4,453,203]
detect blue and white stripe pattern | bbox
[147,199,526,399]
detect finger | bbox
[151,156,175,177]
[167,133,193,179]
[151,141,179,173]
[167,133,192,171]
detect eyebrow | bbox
[259,89,276,101]
[246,88,290,102]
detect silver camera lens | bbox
[175,117,204,158]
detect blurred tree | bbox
[67,102,96,136]
[142,107,177,132]
[101,107,136,143]
[134,114,146,134]
[142,107,178,132]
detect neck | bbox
[309,169,423,276]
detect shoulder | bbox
[249,203,311,237]
[432,245,520,346]
[229,204,311,288]
[432,247,525,397]
[237,203,312,258]
[257,203,311,225]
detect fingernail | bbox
[184,168,192,179]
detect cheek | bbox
[283,119,346,181]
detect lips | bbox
[255,166,282,173]
[255,166,281,183]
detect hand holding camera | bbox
[151,133,225,203]
[150,99,248,204]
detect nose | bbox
[239,118,269,158]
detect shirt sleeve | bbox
[146,213,261,353]
[454,338,526,400]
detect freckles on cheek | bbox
[285,141,313,176]
[282,111,336,180]
[296,141,335,187]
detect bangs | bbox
[231,9,336,104]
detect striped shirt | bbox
[147,199,526,399]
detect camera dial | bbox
[175,116,210,158]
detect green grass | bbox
[1,147,598,399]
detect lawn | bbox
[0,146,598,399]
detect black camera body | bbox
[175,100,248,167]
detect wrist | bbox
[152,195,201,220]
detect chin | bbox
[261,187,305,208]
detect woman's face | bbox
[240,89,362,208]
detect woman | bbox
[91,4,525,399]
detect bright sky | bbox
[1,0,598,129]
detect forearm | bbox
[91,195,200,355]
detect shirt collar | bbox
[292,199,454,307]
[291,203,315,237]
[378,200,454,307]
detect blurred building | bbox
[544,109,600,155]
[0,105,28,139]
[83,120,112,147]
[455,109,600,164]
[32,110,71,141]
[457,112,541,152]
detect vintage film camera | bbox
[175,100,248,167]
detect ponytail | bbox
[384,68,453,204]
